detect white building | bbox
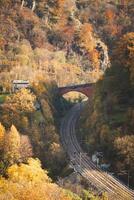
[12,80,30,92]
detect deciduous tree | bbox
[6,88,36,113]
[0,123,5,151]
[4,125,21,164]
[113,32,134,83]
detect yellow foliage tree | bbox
[0,158,75,200]
[0,123,5,150]
[4,125,21,164]
[77,23,100,69]
[6,88,36,113]
[7,158,50,183]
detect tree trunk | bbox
[32,1,36,11]
[21,0,25,9]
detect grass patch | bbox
[0,94,9,104]
[109,112,126,126]
[33,110,44,124]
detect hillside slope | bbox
[0,1,134,199]
[78,32,134,188]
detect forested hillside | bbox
[78,32,134,188]
[0,0,134,199]
[0,0,113,93]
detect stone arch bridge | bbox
[58,83,94,97]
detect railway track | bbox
[60,103,134,200]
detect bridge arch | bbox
[62,91,88,102]
[58,83,94,98]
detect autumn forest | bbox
[0,0,134,200]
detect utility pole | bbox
[80,152,82,171]
[127,155,130,187]
[128,170,130,187]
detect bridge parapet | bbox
[58,83,94,97]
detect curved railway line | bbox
[60,103,134,200]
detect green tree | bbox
[113,32,134,83]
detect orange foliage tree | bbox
[78,23,100,69]
[105,9,115,23]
